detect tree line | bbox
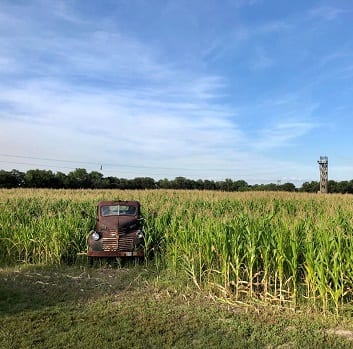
[0,168,353,193]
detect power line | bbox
[0,160,78,171]
[0,153,316,183]
[0,160,314,184]
[0,153,257,172]
[0,154,100,166]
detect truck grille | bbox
[102,231,135,252]
[118,234,134,252]
[102,231,118,251]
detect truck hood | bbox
[96,215,139,232]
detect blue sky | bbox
[0,0,352,184]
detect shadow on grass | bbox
[0,261,149,317]
[1,263,353,349]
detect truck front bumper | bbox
[87,250,144,257]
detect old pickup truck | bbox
[85,200,144,264]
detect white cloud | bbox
[252,121,318,151]
[0,0,337,183]
[232,0,261,8]
[0,72,246,179]
[309,6,347,21]
[251,47,274,70]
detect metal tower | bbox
[317,156,328,193]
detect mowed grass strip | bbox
[1,265,353,349]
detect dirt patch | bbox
[326,328,353,340]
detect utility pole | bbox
[317,156,328,193]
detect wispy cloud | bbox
[0,1,245,178]
[251,47,274,70]
[252,121,319,151]
[233,0,261,8]
[0,0,350,182]
[309,6,348,21]
[256,20,291,34]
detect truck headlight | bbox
[91,231,100,241]
[136,230,144,239]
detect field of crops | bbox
[1,189,353,314]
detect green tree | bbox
[300,181,319,193]
[54,172,68,188]
[280,182,296,192]
[0,170,24,188]
[89,171,104,189]
[204,179,216,190]
[67,168,90,189]
[234,180,249,191]
[157,178,170,189]
[24,169,56,188]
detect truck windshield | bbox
[101,205,137,216]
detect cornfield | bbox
[1,188,353,313]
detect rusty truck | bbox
[85,200,144,265]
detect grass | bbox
[1,264,353,349]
